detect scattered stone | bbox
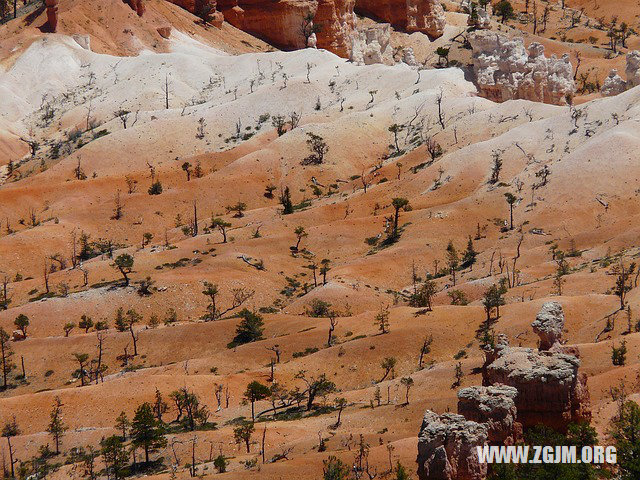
[12,330,26,341]
[73,34,91,50]
[127,0,146,16]
[157,26,173,38]
[210,10,224,27]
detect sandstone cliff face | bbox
[166,0,393,60]
[469,31,575,105]
[355,0,445,38]
[217,0,356,57]
[417,411,488,480]
[166,0,224,26]
[217,0,312,49]
[314,0,357,57]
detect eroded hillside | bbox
[1,1,640,479]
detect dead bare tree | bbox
[436,88,445,129]
[327,313,338,347]
[162,74,172,110]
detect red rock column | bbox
[135,0,146,16]
[45,0,59,32]
[126,0,145,16]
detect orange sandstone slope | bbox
[0,0,272,61]
[0,1,640,479]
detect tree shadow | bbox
[24,5,45,27]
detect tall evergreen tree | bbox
[229,309,264,347]
[47,396,67,455]
[131,402,167,464]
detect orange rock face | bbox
[217,0,315,50]
[355,0,445,38]
[165,0,224,27]
[217,0,356,57]
[314,0,357,58]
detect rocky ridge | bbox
[417,302,591,480]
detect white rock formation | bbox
[601,69,626,97]
[350,23,393,65]
[402,47,418,66]
[601,52,640,97]
[469,31,575,105]
[73,34,91,50]
[466,3,491,29]
[531,301,565,351]
[625,50,640,88]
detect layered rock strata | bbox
[417,412,488,480]
[355,0,445,38]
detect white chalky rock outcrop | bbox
[402,47,418,66]
[531,301,565,351]
[350,23,393,65]
[601,69,627,97]
[469,31,575,105]
[625,50,640,88]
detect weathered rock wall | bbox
[314,0,357,57]
[417,412,488,480]
[469,31,575,105]
[457,385,522,445]
[355,0,445,37]
[217,0,357,57]
[602,51,640,96]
